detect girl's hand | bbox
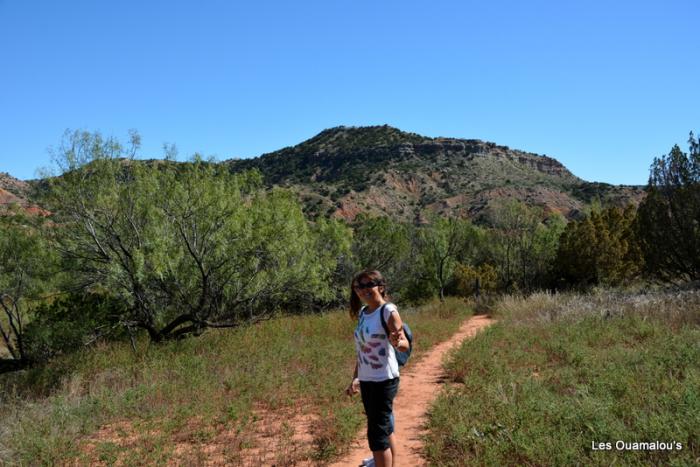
[345,378,360,396]
[391,330,409,351]
[390,330,401,347]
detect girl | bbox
[346,270,409,467]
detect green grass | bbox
[425,290,700,466]
[0,297,471,465]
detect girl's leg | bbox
[372,447,392,467]
[388,432,397,466]
[387,386,397,465]
[374,402,397,466]
[363,378,399,467]
[370,422,396,466]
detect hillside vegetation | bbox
[226,125,644,222]
[3,125,644,222]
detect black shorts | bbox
[359,377,400,452]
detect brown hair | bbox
[349,269,390,319]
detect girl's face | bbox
[354,277,384,304]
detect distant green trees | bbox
[636,133,700,282]
[348,214,486,302]
[415,217,480,301]
[549,131,700,287]
[350,213,415,299]
[347,205,565,301]
[453,263,498,297]
[486,200,565,292]
[311,217,354,306]
[555,206,642,287]
[553,132,700,287]
[351,214,410,275]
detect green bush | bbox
[454,263,498,297]
[24,293,126,363]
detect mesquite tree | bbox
[45,130,340,343]
[45,131,171,341]
[156,160,337,336]
[486,200,564,292]
[417,216,479,301]
[351,214,412,295]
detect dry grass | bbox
[494,289,700,330]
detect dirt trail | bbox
[330,314,495,467]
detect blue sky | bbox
[1,0,698,184]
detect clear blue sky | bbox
[1,0,698,184]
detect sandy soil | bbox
[330,314,495,467]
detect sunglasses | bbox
[354,281,379,289]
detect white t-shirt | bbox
[354,302,400,382]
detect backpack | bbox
[378,303,413,367]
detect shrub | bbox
[23,292,126,363]
[454,263,498,297]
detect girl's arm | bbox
[346,361,359,396]
[387,308,410,352]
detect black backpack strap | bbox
[379,302,391,337]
